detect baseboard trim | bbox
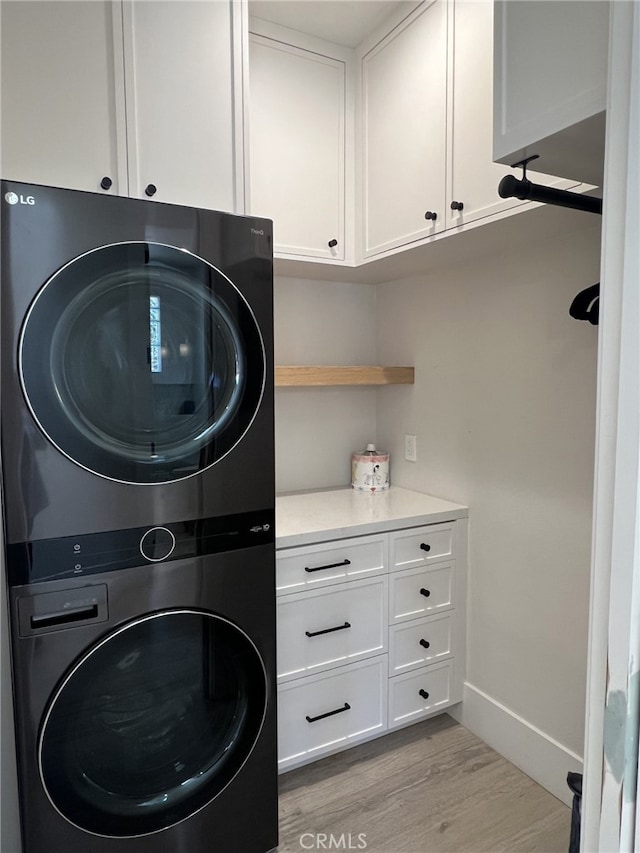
[448,682,583,808]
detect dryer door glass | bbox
[39,611,268,838]
[19,242,265,483]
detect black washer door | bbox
[39,611,268,838]
[20,242,265,483]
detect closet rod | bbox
[498,175,603,216]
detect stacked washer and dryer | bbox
[1,180,278,853]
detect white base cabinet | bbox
[276,511,467,772]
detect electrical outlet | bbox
[404,434,417,462]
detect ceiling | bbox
[248,1,403,47]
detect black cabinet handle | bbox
[145,183,157,197]
[419,689,430,700]
[424,211,438,220]
[420,588,431,598]
[306,702,351,723]
[419,639,431,649]
[328,238,338,248]
[100,176,112,190]
[305,621,351,638]
[420,543,431,553]
[305,558,351,573]
[450,200,464,211]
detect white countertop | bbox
[275,486,468,549]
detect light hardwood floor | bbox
[277,714,571,853]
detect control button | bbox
[140,527,176,562]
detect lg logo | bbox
[4,191,35,206]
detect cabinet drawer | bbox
[389,563,454,624]
[389,613,453,676]
[389,523,455,572]
[276,534,387,595]
[277,577,388,683]
[388,661,453,729]
[277,656,387,771]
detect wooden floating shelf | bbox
[275,366,415,387]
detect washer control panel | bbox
[7,508,274,585]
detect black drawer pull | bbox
[31,604,98,629]
[305,558,351,573]
[420,542,431,552]
[100,176,112,190]
[420,588,431,598]
[419,689,430,700]
[305,621,351,638]
[145,183,157,197]
[419,639,431,649]
[306,702,351,723]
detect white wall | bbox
[375,214,601,761]
[274,276,379,493]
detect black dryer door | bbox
[39,610,268,837]
[19,242,265,483]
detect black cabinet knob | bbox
[420,542,431,553]
[424,211,438,221]
[450,200,464,211]
[419,639,430,649]
[420,587,431,598]
[328,239,338,248]
[100,176,112,191]
[419,689,430,700]
[145,184,157,197]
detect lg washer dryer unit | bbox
[0,180,275,545]
[1,182,277,853]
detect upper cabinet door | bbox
[122,0,243,212]
[361,0,448,258]
[446,0,580,231]
[0,1,128,195]
[248,31,346,260]
[493,0,609,185]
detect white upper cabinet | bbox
[447,0,579,231]
[0,1,128,195]
[360,0,448,257]
[1,0,244,212]
[123,0,243,211]
[248,23,348,260]
[493,0,609,185]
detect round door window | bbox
[19,242,265,483]
[39,611,268,838]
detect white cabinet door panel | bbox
[277,656,387,770]
[389,563,455,624]
[362,0,447,256]
[124,0,239,211]
[277,577,388,682]
[388,660,453,729]
[249,34,345,259]
[276,534,387,596]
[447,0,580,231]
[389,522,455,572]
[389,613,453,676]
[493,0,608,185]
[0,0,127,195]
